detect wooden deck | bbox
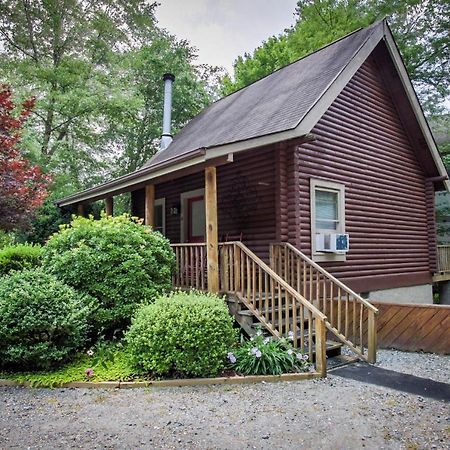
[373,302,450,354]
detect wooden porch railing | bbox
[437,245,450,273]
[171,243,207,291]
[219,241,328,376]
[270,243,378,363]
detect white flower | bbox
[256,329,263,336]
[263,337,270,345]
[302,354,309,360]
[287,349,293,355]
[227,352,237,364]
[250,347,259,355]
[288,331,294,341]
[87,349,94,356]
[255,350,262,358]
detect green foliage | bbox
[0,268,91,370]
[222,0,449,115]
[0,230,14,249]
[0,243,42,276]
[230,331,311,376]
[0,343,135,387]
[0,1,220,197]
[126,291,237,378]
[42,214,175,333]
[18,196,71,245]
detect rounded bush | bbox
[0,243,42,277]
[126,291,237,377]
[42,214,175,333]
[0,269,91,370]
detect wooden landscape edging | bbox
[371,301,450,354]
[0,372,320,389]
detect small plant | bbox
[229,329,311,376]
[0,243,42,276]
[126,291,237,378]
[42,213,175,334]
[0,268,92,370]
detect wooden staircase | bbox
[171,241,378,376]
[227,293,344,361]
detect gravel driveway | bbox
[0,349,449,450]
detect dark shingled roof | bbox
[144,22,382,169]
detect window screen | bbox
[315,189,338,230]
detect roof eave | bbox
[382,23,449,192]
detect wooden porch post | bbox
[315,319,327,377]
[205,166,219,293]
[145,184,155,226]
[367,310,377,364]
[77,203,85,217]
[105,197,113,216]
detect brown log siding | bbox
[295,55,434,292]
[131,148,276,260]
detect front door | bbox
[187,195,206,243]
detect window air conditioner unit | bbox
[316,233,349,253]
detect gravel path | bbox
[0,349,449,450]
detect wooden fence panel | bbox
[371,302,450,354]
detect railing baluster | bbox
[337,287,342,333]
[308,310,313,361]
[267,242,378,364]
[359,303,364,352]
[345,292,349,337]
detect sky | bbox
[155,0,299,74]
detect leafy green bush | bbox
[42,214,175,333]
[0,243,42,276]
[18,197,72,245]
[0,230,15,249]
[0,269,92,370]
[126,291,236,377]
[229,330,311,375]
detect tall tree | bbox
[222,0,449,115]
[0,85,50,231]
[0,1,217,196]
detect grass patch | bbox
[0,344,139,387]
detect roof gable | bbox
[145,22,383,168]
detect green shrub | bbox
[18,196,71,245]
[0,243,42,276]
[229,330,311,375]
[126,291,236,377]
[42,214,175,333]
[0,269,92,370]
[0,230,15,249]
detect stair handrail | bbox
[220,241,328,376]
[221,241,327,321]
[270,242,378,363]
[276,242,378,314]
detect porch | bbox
[73,151,378,376]
[171,240,378,377]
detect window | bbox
[310,179,345,261]
[154,198,165,235]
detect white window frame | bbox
[154,198,166,235]
[310,178,346,262]
[180,188,205,243]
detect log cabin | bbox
[57,20,449,370]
